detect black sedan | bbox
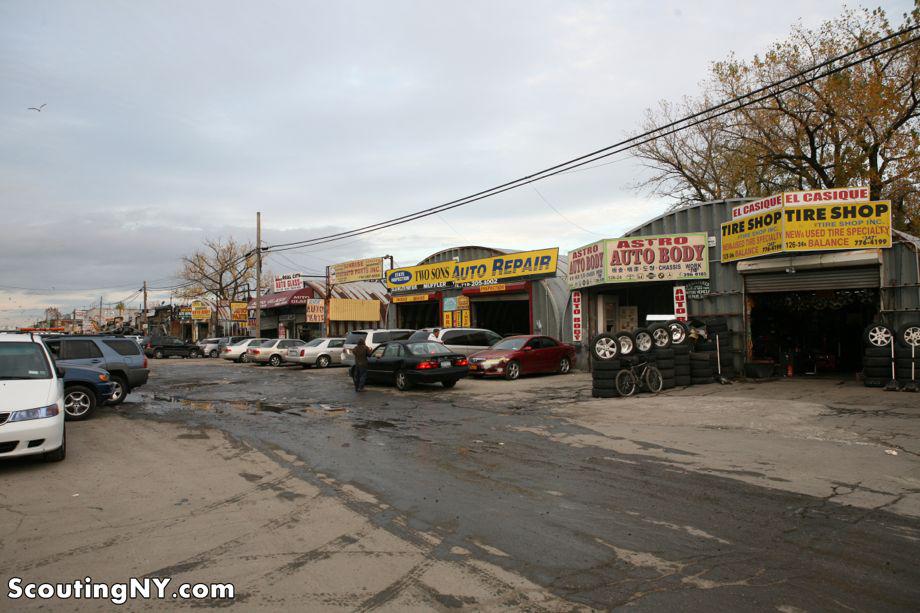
[365,341,469,391]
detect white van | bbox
[341,329,414,365]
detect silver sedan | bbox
[285,338,345,369]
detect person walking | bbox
[353,337,369,392]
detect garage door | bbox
[744,266,880,293]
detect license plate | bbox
[440,360,452,368]
[469,364,479,370]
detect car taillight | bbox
[224,347,231,352]
[454,358,469,367]
[300,350,305,357]
[416,360,438,370]
[253,349,260,354]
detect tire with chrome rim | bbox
[64,385,96,420]
[108,375,128,405]
[898,322,920,348]
[395,369,413,391]
[634,328,653,353]
[317,355,331,368]
[649,323,672,348]
[558,357,571,374]
[591,334,618,361]
[667,320,688,345]
[615,332,635,356]
[504,360,521,381]
[864,323,893,348]
[269,354,283,367]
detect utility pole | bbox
[99,296,103,332]
[324,265,332,337]
[255,212,262,337]
[141,281,148,333]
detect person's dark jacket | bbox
[353,343,369,368]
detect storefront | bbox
[253,287,315,339]
[385,246,569,338]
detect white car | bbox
[342,329,413,366]
[197,337,222,358]
[285,338,346,368]
[247,339,307,366]
[0,333,66,462]
[407,327,503,356]
[222,338,269,363]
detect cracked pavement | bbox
[2,359,919,610]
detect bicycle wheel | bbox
[615,369,638,397]
[644,365,663,393]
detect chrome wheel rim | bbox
[111,381,124,401]
[868,326,892,347]
[652,328,670,347]
[560,358,570,373]
[903,326,920,347]
[508,363,520,379]
[668,323,686,344]
[594,337,617,359]
[318,356,329,367]
[64,391,91,416]
[618,335,634,354]
[636,332,652,352]
[396,372,407,388]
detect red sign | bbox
[571,291,583,342]
[673,285,688,322]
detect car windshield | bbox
[406,342,452,356]
[0,342,52,379]
[345,331,367,345]
[304,339,324,347]
[492,338,526,350]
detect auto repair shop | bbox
[563,188,920,376]
[385,246,570,338]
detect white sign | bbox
[567,241,605,289]
[673,285,688,322]
[571,291,583,342]
[274,273,304,293]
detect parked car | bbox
[197,338,222,358]
[342,329,414,365]
[407,327,503,356]
[285,338,345,368]
[60,364,114,420]
[468,335,575,380]
[216,336,251,356]
[144,336,201,360]
[0,333,66,462]
[248,339,307,366]
[45,335,149,404]
[365,340,469,390]
[222,338,269,363]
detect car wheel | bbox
[634,328,653,353]
[269,354,283,367]
[649,323,672,349]
[240,353,250,363]
[504,360,521,381]
[395,370,413,391]
[209,349,219,358]
[43,428,65,462]
[898,322,920,348]
[63,385,96,420]
[188,350,200,359]
[442,379,458,388]
[154,349,165,359]
[558,357,571,374]
[615,332,635,356]
[591,333,619,361]
[317,355,331,368]
[668,320,689,345]
[108,375,128,405]
[864,323,893,348]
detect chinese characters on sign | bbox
[567,241,605,289]
[191,300,211,321]
[230,302,248,322]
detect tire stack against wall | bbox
[862,322,920,388]
[591,357,620,398]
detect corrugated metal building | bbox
[560,198,920,375]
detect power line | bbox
[263,25,919,254]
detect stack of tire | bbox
[691,318,737,379]
[862,322,920,388]
[689,351,715,385]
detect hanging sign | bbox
[731,193,784,220]
[673,286,688,322]
[685,280,711,300]
[567,241,606,289]
[331,258,384,284]
[230,301,248,322]
[274,273,304,292]
[571,291,583,342]
[605,233,709,282]
[442,311,454,328]
[460,309,471,327]
[305,298,325,323]
[191,300,211,321]
[391,294,432,304]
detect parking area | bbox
[3,358,919,609]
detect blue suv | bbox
[45,336,149,404]
[60,364,115,420]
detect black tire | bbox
[898,322,920,348]
[695,341,716,352]
[63,385,96,420]
[442,379,458,389]
[269,354,283,367]
[108,375,128,405]
[395,370,413,391]
[864,323,894,348]
[863,367,892,379]
[655,359,675,370]
[652,348,675,359]
[188,350,200,359]
[691,369,714,378]
[591,333,619,361]
[558,357,572,374]
[675,365,691,376]
[691,376,714,385]
[615,332,636,356]
[593,379,618,390]
[648,323,672,349]
[657,368,675,379]
[633,328,654,353]
[301,364,310,370]
[661,379,676,390]
[592,388,619,398]
[691,352,713,361]
[863,356,894,368]
[864,346,893,357]
[668,320,689,345]
[674,375,692,386]
[615,369,637,397]
[896,369,919,381]
[154,349,165,359]
[591,359,621,372]
[672,344,691,355]
[895,358,918,369]
[316,355,331,368]
[240,353,251,363]
[504,360,521,381]
[43,429,65,462]
[863,377,887,388]
[209,349,219,358]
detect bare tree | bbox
[176,238,257,309]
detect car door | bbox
[366,345,388,381]
[327,339,345,363]
[520,337,542,374]
[380,343,404,380]
[536,337,561,372]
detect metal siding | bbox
[881,239,920,329]
[328,298,383,322]
[744,267,880,293]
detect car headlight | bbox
[482,358,506,368]
[8,404,60,422]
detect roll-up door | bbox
[744,266,879,293]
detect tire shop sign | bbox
[567,241,605,289]
[721,187,891,262]
[386,248,559,292]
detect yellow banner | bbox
[391,294,431,304]
[461,309,470,327]
[720,210,784,263]
[191,300,211,321]
[457,295,470,309]
[478,284,507,293]
[305,298,324,323]
[230,301,248,322]
[783,201,891,251]
[331,257,384,284]
[442,311,453,328]
[386,248,558,290]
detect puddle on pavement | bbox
[352,420,397,430]
[148,394,348,417]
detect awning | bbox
[250,287,314,310]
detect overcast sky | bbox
[0,0,912,326]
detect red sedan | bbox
[468,335,575,380]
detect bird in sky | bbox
[27,103,46,112]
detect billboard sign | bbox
[230,301,248,322]
[567,241,606,289]
[386,248,559,292]
[191,300,211,321]
[305,298,324,323]
[274,273,304,293]
[783,201,891,252]
[720,209,784,263]
[604,233,709,283]
[331,258,384,284]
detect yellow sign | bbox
[391,294,431,304]
[478,284,507,293]
[784,201,891,252]
[331,258,384,284]
[191,300,211,321]
[461,309,470,327]
[442,311,453,328]
[386,248,558,291]
[720,210,784,263]
[230,301,248,322]
[457,295,470,309]
[305,298,324,323]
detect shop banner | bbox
[478,284,508,293]
[460,309,470,327]
[731,193,784,220]
[442,297,458,312]
[274,273,304,292]
[230,301,248,322]
[720,209,784,263]
[783,186,870,206]
[179,306,192,320]
[386,248,558,291]
[305,298,324,323]
[442,311,453,328]
[571,291,583,342]
[567,241,606,289]
[605,234,709,283]
[191,300,211,321]
[457,295,470,309]
[673,286,688,321]
[391,294,431,304]
[331,258,384,284]
[784,201,891,252]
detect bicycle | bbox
[615,360,663,397]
